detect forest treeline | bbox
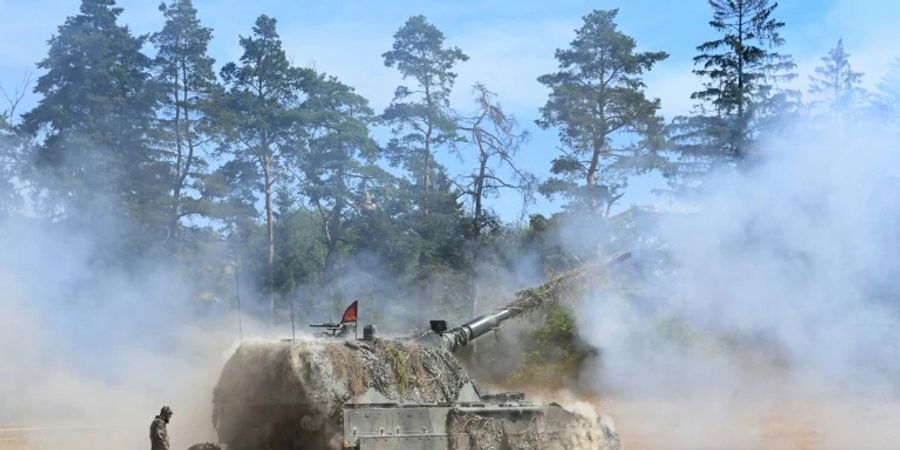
[1,0,899,331]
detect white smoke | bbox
[0,218,255,449]
[578,122,900,448]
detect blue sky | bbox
[1,0,899,220]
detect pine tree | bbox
[22,0,162,248]
[808,39,865,125]
[151,0,220,249]
[536,9,667,216]
[672,0,796,179]
[218,15,310,318]
[382,15,468,217]
[295,72,382,283]
[873,57,900,131]
[382,16,472,312]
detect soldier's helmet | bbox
[160,406,173,417]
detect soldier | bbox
[150,406,173,450]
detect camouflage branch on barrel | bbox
[423,251,631,352]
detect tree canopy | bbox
[671,0,797,181]
[3,0,899,356]
[22,0,163,255]
[537,9,667,215]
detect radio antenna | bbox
[290,296,296,341]
[233,251,243,344]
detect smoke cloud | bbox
[0,217,252,449]
[4,117,900,449]
[578,122,900,449]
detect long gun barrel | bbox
[426,251,631,352]
[439,308,515,352]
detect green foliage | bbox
[218,15,311,304]
[383,15,468,94]
[382,15,468,215]
[509,306,594,389]
[151,0,220,250]
[671,0,797,181]
[520,214,580,272]
[273,202,328,293]
[873,57,900,131]
[398,171,472,314]
[808,39,866,125]
[297,72,383,282]
[537,9,667,215]
[379,16,475,311]
[16,4,900,392]
[218,15,309,175]
[22,0,164,254]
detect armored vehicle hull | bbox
[213,339,620,450]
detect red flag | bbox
[340,300,358,323]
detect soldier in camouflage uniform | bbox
[150,406,173,450]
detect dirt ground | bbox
[604,397,900,450]
[0,426,143,450]
[6,397,899,450]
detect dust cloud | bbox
[4,118,899,449]
[577,122,900,449]
[0,218,252,450]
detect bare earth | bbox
[605,397,900,450]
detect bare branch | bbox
[0,68,33,124]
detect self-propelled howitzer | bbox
[212,256,627,450]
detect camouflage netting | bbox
[212,259,627,450]
[504,268,586,317]
[502,253,625,319]
[213,338,470,449]
[447,407,621,450]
